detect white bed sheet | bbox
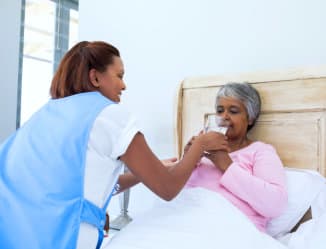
[103,188,287,249]
[278,186,326,249]
[278,212,326,249]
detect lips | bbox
[224,125,232,132]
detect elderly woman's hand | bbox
[200,131,230,153]
[204,150,233,172]
[183,131,230,157]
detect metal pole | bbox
[110,165,132,230]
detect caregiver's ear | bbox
[89,68,100,88]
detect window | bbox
[19,0,78,125]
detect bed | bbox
[104,66,326,249]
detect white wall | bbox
[0,0,22,143]
[79,0,326,216]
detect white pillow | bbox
[311,185,326,219]
[266,167,326,238]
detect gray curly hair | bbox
[215,82,261,131]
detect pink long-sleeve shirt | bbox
[185,141,288,232]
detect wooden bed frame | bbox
[174,66,326,177]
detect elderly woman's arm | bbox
[204,151,232,172]
[218,145,288,218]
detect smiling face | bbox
[216,97,251,139]
[90,56,126,102]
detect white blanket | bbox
[104,188,286,249]
[279,211,326,249]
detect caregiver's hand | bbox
[184,131,229,156]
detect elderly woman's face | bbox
[216,97,250,139]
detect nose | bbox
[220,111,230,121]
[121,81,126,91]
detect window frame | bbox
[18,0,78,127]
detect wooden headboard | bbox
[174,66,326,176]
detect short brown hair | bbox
[50,41,120,99]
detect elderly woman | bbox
[185,82,288,233]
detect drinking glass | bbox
[204,113,229,135]
[203,114,229,156]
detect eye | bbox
[216,107,224,114]
[229,108,240,114]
